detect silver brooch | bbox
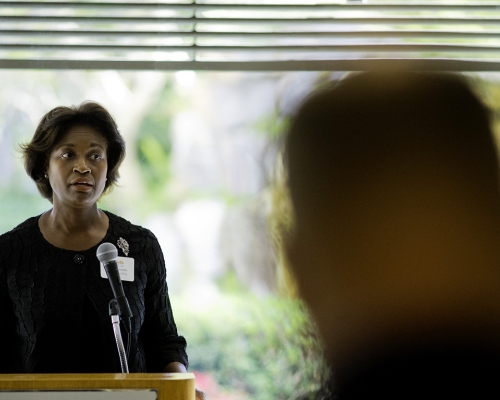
[117,237,129,256]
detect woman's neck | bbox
[39,205,109,251]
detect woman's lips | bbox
[72,182,93,191]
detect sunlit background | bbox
[3,68,500,399]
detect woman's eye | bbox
[61,152,73,159]
[90,154,103,160]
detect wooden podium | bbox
[0,373,195,400]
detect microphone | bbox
[96,242,133,322]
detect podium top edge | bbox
[0,373,196,381]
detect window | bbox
[3,0,500,71]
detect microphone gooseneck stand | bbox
[97,242,133,374]
[109,299,129,373]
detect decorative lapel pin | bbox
[117,237,129,256]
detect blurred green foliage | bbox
[253,106,289,140]
[174,288,331,400]
[471,74,500,147]
[0,185,48,234]
[134,77,183,211]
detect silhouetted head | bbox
[287,72,499,238]
[285,71,500,379]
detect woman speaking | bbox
[0,102,189,375]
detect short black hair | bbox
[21,101,126,202]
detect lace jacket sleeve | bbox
[0,227,22,372]
[137,230,188,371]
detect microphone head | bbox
[97,242,118,263]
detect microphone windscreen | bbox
[97,242,118,263]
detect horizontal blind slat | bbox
[6,30,500,38]
[2,2,500,11]
[3,43,500,52]
[3,58,500,71]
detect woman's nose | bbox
[73,157,90,174]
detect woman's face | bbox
[46,125,108,210]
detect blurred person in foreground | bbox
[285,71,500,398]
[0,101,204,399]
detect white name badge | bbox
[100,256,135,282]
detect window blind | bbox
[2,1,500,71]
